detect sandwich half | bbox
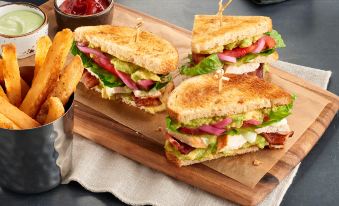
[180,15,285,79]
[72,25,178,113]
[165,74,295,167]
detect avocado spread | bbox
[180,109,268,128]
[224,35,262,50]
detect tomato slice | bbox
[264,36,276,49]
[222,41,259,58]
[92,56,119,77]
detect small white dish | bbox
[0,3,48,59]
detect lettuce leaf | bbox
[235,49,275,65]
[259,94,296,127]
[70,42,123,88]
[265,30,286,48]
[180,54,223,76]
[166,116,180,132]
[151,74,172,91]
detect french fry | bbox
[0,59,4,82]
[1,44,21,106]
[0,113,20,129]
[1,58,30,98]
[20,29,73,118]
[0,86,9,101]
[36,55,83,123]
[0,96,40,129]
[44,97,65,124]
[34,36,52,80]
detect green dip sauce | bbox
[0,10,44,36]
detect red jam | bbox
[60,0,110,15]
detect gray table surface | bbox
[1,0,338,205]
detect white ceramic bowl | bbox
[0,3,48,59]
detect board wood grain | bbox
[39,1,339,205]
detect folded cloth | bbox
[61,61,331,206]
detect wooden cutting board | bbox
[39,1,339,205]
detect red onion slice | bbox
[252,37,266,54]
[244,119,261,126]
[76,45,108,60]
[137,79,154,91]
[217,53,237,63]
[179,127,204,135]
[211,117,232,129]
[198,125,225,136]
[115,70,138,90]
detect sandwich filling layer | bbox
[180,30,285,77]
[165,100,294,161]
[71,42,172,113]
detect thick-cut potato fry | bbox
[0,86,9,101]
[0,96,40,129]
[34,36,52,80]
[0,113,20,129]
[36,55,83,123]
[44,97,65,124]
[0,59,4,82]
[20,29,73,118]
[0,58,30,98]
[1,44,21,106]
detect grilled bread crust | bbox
[165,146,259,167]
[167,74,292,123]
[74,25,179,74]
[192,15,272,53]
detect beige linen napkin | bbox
[60,61,331,206]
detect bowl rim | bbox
[54,0,114,18]
[0,2,48,38]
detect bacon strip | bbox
[165,133,195,155]
[192,53,208,64]
[81,70,99,89]
[247,63,264,79]
[261,131,294,146]
[133,96,162,107]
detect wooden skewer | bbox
[217,0,233,27]
[134,17,143,42]
[214,68,230,93]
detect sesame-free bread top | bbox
[167,73,292,123]
[192,15,272,53]
[74,25,179,74]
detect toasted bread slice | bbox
[74,25,179,74]
[165,145,259,167]
[192,15,272,53]
[167,74,292,123]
